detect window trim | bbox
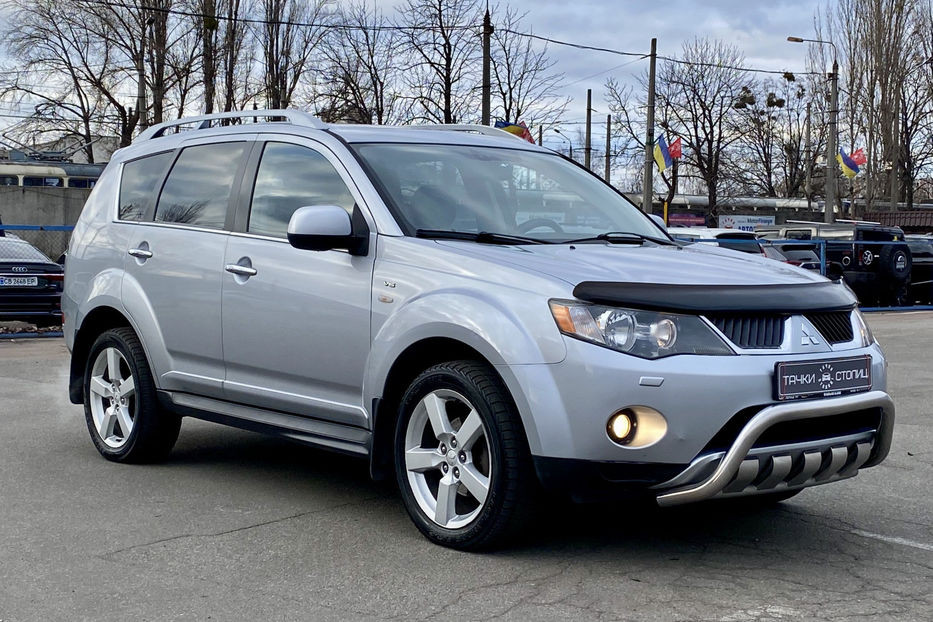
[243,140,357,239]
[151,140,252,232]
[229,136,375,240]
[115,149,177,223]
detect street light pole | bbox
[553,128,573,159]
[788,36,838,223]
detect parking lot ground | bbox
[1,313,931,621]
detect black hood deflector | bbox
[572,281,857,314]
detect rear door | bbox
[221,138,375,427]
[121,138,251,398]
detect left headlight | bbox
[549,300,735,359]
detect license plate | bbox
[774,355,872,401]
[0,276,38,287]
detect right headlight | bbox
[549,300,735,359]
[852,308,875,347]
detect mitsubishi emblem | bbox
[801,326,820,346]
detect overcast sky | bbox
[1,0,826,148]
[463,0,824,150]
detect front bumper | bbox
[506,335,892,503]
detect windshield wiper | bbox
[415,229,550,245]
[561,231,675,246]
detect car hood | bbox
[435,240,826,287]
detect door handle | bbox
[225,264,258,277]
[128,248,153,259]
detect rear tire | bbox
[394,361,537,550]
[83,327,180,463]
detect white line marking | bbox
[851,529,933,552]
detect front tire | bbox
[394,361,536,550]
[83,327,180,463]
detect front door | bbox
[221,139,375,427]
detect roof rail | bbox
[135,109,327,142]
[405,123,525,140]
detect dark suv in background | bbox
[758,221,911,306]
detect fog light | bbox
[607,410,636,444]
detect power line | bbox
[69,0,816,77]
[73,0,478,32]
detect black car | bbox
[0,236,64,327]
[758,221,911,306]
[906,235,933,304]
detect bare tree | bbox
[318,1,404,124]
[731,74,810,198]
[257,0,330,109]
[397,0,481,124]
[488,7,568,130]
[656,39,750,218]
[0,0,140,154]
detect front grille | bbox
[806,311,854,344]
[707,315,785,348]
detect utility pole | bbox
[642,38,657,213]
[605,114,611,182]
[538,126,542,146]
[481,9,492,126]
[805,101,812,211]
[136,7,149,130]
[826,59,838,223]
[584,89,592,170]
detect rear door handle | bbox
[224,264,258,277]
[128,248,153,259]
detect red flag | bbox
[669,137,682,159]
[851,147,866,166]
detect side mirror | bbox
[649,214,667,231]
[287,205,369,256]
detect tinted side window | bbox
[0,175,17,186]
[248,142,355,238]
[155,142,247,229]
[119,152,173,221]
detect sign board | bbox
[668,213,706,227]
[718,214,776,232]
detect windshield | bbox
[352,143,665,243]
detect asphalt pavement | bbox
[0,313,931,621]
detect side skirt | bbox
[158,390,371,458]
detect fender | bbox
[363,288,568,455]
[119,270,172,385]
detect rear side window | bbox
[119,152,173,221]
[248,142,355,238]
[0,175,17,186]
[155,142,247,230]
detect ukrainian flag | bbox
[654,135,672,172]
[837,149,860,179]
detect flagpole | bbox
[642,38,657,213]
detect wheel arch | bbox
[368,336,534,482]
[69,306,135,404]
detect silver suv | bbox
[64,110,894,550]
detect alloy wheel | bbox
[404,389,492,529]
[88,347,136,448]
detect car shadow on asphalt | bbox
[159,423,842,558]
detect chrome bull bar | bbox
[655,390,895,507]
